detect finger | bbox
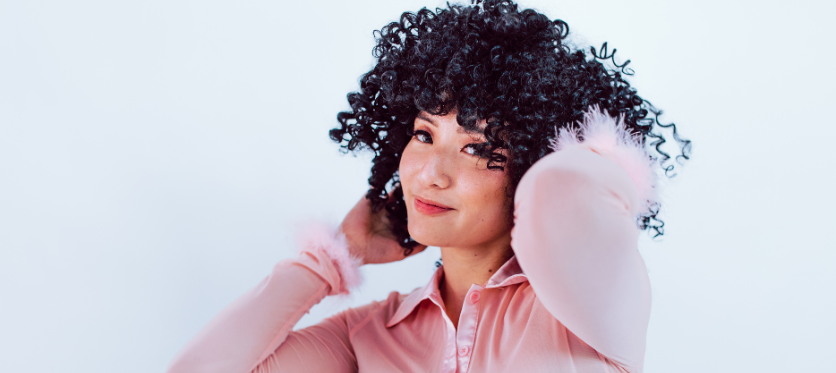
[373,238,411,263]
[405,243,428,257]
[367,238,423,264]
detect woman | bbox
[167,0,690,372]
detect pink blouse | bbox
[166,107,655,373]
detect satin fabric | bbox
[167,145,651,373]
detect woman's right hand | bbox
[339,194,427,265]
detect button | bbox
[469,291,481,303]
[458,346,469,356]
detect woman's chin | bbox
[407,221,455,248]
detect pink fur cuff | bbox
[295,222,363,296]
[550,105,658,216]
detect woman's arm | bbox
[165,226,362,373]
[166,194,425,373]
[510,111,655,371]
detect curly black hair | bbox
[329,0,691,255]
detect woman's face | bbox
[399,109,513,249]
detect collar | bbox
[385,255,528,328]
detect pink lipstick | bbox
[414,197,454,215]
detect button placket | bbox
[469,291,480,303]
[429,293,460,373]
[456,285,483,372]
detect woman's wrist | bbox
[295,221,364,296]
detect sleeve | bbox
[510,107,655,372]
[165,223,363,373]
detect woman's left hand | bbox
[339,194,427,265]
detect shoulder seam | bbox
[347,295,396,339]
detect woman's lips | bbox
[414,197,454,215]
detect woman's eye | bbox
[462,144,480,156]
[414,130,432,144]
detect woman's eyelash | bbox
[413,130,432,143]
[413,130,486,157]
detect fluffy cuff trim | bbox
[550,105,658,216]
[295,222,363,295]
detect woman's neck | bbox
[438,235,513,329]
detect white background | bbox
[1,0,834,372]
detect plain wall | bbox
[1,0,834,372]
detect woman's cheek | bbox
[464,167,512,233]
[398,143,418,190]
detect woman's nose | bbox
[417,151,452,189]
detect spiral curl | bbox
[330,0,691,252]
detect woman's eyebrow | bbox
[457,126,483,136]
[417,113,484,136]
[416,114,437,126]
